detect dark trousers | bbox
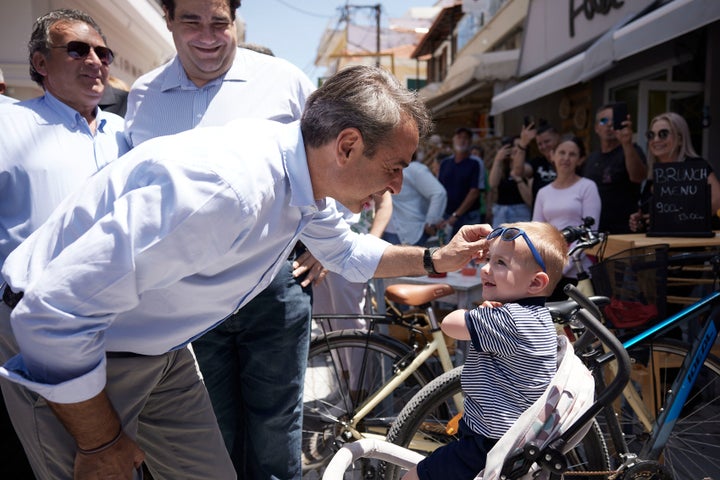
[192,258,313,479]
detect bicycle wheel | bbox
[302,329,437,475]
[384,366,610,480]
[610,339,720,479]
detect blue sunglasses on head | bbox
[487,226,547,272]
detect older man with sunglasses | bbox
[0,9,128,480]
[582,104,647,234]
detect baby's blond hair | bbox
[495,221,568,295]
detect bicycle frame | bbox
[610,290,720,459]
[355,305,459,440]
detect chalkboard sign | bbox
[648,162,713,237]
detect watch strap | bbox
[423,247,440,275]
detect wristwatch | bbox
[423,247,440,275]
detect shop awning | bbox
[421,49,519,114]
[490,0,720,115]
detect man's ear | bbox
[31,51,48,79]
[527,271,550,296]
[163,7,172,30]
[335,127,362,166]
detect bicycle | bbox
[380,221,614,479]
[575,250,720,479]
[302,281,465,477]
[384,227,720,479]
[342,283,631,480]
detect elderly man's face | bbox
[34,20,109,114]
[165,0,238,87]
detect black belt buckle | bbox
[2,285,24,309]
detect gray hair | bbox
[28,9,107,87]
[300,65,433,158]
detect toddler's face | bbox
[480,238,540,302]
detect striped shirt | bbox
[461,297,557,438]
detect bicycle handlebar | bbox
[561,217,605,258]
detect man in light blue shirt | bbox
[0,10,127,479]
[383,154,447,246]
[124,0,318,477]
[0,65,490,480]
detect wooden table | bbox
[598,232,720,259]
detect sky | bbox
[239,0,437,85]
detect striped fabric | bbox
[462,300,557,438]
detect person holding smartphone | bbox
[513,119,560,211]
[488,136,533,226]
[629,112,720,232]
[583,103,647,234]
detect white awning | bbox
[490,0,720,115]
[420,49,519,113]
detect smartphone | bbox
[612,102,628,130]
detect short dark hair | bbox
[28,9,107,87]
[301,65,433,158]
[454,127,473,138]
[536,119,557,136]
[162,0,241,20]
[558,134,586,158]
[596,104,614,117]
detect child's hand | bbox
[480,300,503,308]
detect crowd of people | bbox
[0,2,715,480]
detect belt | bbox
[2,285,23,310]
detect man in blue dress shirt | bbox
[124,0,320,477]
[0,9,128,479]
[0,64,491,480]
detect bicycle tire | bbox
[383,366,611,480]
[302,329,438,475]
[607,339,720,479]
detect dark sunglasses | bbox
[50,41,114,65]
[487,227,547,272]
[597,117,611,126]
[645,129,670,141]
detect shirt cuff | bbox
[0,354,106,404]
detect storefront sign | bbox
[569,0,625,37]
[518,0,653,76]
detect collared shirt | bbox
[385,161,447,245]
[0,120,389,404]
[0,94,18,104]
[0,92,129,268]
[462,297,556,438]
[125,47,314,147]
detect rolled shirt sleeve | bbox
[0,120,388,404]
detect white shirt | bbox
[532,177,601,277]
[385,161,447,244]
[0,120,388,403]
[0,92,129,268]
[125,47,314,146]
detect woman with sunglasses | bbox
[532,135,601,300]
[629,112,720,232]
